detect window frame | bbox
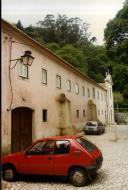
[92,87,95,99]
[82,86,85,96]
[75,83,79,94]
[42,68,47,85]
[87,88,90,98]
[42,109,47,122]
[56,75,61,89]
[76,109,79,118]
[97,91,99,100]
[67,80,71,92]
[18,61,29,79]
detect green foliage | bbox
[112,64,128,92]
[104,0,128,106]
[46,43,61,52]
[123,84,128,100]
[114,92,123,103]
[104,0,128,65]
[37,14,89,46]
[56,44,88,72]
[81,44,109,82]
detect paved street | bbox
[2,125,128,190]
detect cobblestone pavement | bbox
[2,125,128,190]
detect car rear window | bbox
[76,137,96,152]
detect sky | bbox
[2,0,125,45]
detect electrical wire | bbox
[8,39,13,111]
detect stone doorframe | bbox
[87,99,98,121]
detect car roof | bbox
[37,135,82,141]
[87,121,97,124]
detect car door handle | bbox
[48,157,52,160]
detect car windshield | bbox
[76,137,96,152]
[86,122,97,126]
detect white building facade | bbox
[2,19,115,154]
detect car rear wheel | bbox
[69,168,89,187]
[2,165,18,182]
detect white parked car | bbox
[85,121,105,135]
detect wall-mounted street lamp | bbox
[8,46,35,111]
[10,50,34,69]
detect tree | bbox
[123,84,128,100]
[112,64,128,92]
[15,20,24,31]
[81,44,109,82]
[46,43,61,52]
[104,0,128,65]
[56,44,88,72]
[36,14,89,46]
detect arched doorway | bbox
[87,100,97,121]
[11,107,33,153]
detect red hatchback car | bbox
[2,135,103,187]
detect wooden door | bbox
[11,107,32,153]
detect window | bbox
[18,61,28,78]
[28,140,55,155]
[86,121,97,126]
[83,109,85,117]
[97,91,99,100]
[56,75,61,89]
[26,141,47,155]
[75,83,79,94]
[87,88,90,98]
[76,110,79,118]
[82,86,85,96]
[42,109,47,122]
[102,93,104,101]
[98,110,100,115]
[54,140,70,154]
[76,137,96,152]
[105,93,107,101]
[41,140,55,154]
[92,87,95,99]
[67,80,71,92]
[42,69,47,84]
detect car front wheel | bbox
[69,168,89,187]
[2,165,18,182]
